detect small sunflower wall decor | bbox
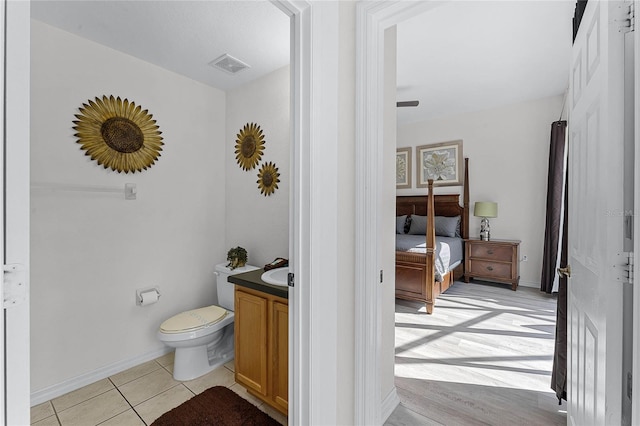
[234,122,265,171]
[257,162,280,196]
[73,95,163,173]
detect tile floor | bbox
[30,352,287,426]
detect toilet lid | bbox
[160,305,227,333]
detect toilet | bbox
[157,263,259,381]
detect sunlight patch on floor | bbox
[392,283,565,425]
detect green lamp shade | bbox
[474,202,498,218]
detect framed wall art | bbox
[396,147,412,189]
[416,140,463,187]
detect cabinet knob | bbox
[487,266,494,271]
[487,250,494,255]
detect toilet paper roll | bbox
[140,289,159,306]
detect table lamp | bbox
[474,202,498,241]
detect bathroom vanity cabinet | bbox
[234,286,288,416]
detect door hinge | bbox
[619,3,635,33]
[628,372,633,399]
[3,264,27,308]
[287,272,294,287]
[615,252,634,284]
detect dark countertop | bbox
[229,268,289,299]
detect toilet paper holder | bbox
[136,287,161,306]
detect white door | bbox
[567,1,629,425]
[4,0,31,423]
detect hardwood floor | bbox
[386,281,567,426]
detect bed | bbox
[395,158,469,314]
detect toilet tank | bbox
[214,263,260,311]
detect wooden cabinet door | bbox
[271,300,288,413]
[235,289,268,396]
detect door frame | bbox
[4,0,31,424]
[356,1,640,424]
[272,1,340,424]
[633,1,640,423]
[10,0,341,423]
[0,0,6,421]
[354,2,442,424]
[270,2,311,423]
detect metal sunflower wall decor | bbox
[73,95,163,173]
[234,122,265,171]
[257,162,280,196]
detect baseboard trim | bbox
[30,347,173,407]
[518,280,539,288]
[381,386,401,423]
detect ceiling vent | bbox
[209,54,250,75]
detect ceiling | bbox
[31,1,291,92]
[396,1,574,124]
[31,1,574,125]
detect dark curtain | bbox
[541,121,567,293]
[551,160,569,402]
[573,0,588,43]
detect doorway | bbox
[355,1,585,424]
[28,0,297,420]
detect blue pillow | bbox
[435,215,460,238]
[396,215,408,234]
[408,215,461,237]
[408,215,427,235]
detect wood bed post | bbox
[463,157,469,239]
[425,179,436,314]
[426,179,436,253]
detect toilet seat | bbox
[160,305,227,334]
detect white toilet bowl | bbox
[157,263,259,381]
[157,305,234,381]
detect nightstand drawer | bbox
[469,244,512,262]
[468,260,512,280]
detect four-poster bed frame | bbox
[395,158,470,314]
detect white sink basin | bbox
[261,267,289,287]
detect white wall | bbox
[225,66,290,268]
[397,95,564,287]
[30,20,227,393]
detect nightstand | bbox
[464,238,521,290]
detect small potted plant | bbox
[226,246,248,270]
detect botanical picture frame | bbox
[416,140,463,187]
[396,147,412,189]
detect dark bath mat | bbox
[151,386,281,426]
